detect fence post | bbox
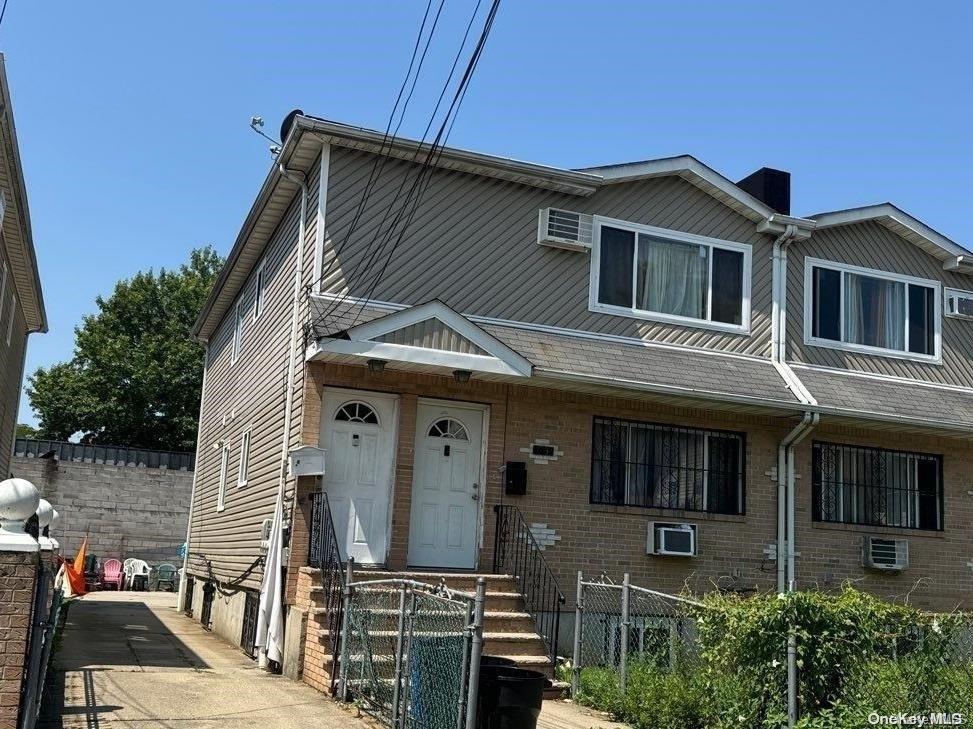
[399,588,418,729]
[337,557,355,702]
[391,581,408,729]
[571,571,583,698]
[787,625,797,728]
[619,573,630,694]
[464,578,487,729]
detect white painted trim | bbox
[810,204,969,261]
[312,143,330,295]
[582,155,779,222]
[344,300,533,376]
[410,398,490,571]
[252,260,266,323]
[237,427,252,488]
[6,294,14,345]
[802,256,943,365]
[231,298,244,365]
[0,260,7,326]
[217,443,230,512]
[308,291,772,364]
[587,216,753,336]
[317,339,530,377]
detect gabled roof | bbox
[0,56,45,333]
[809,203,973,274]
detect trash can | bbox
[477,661,547,729]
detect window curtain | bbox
[844,273,905,350]
[637,236,707,319]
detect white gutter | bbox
[258,163,308,670]
[178,342,210,612]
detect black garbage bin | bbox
[477,661,547,729]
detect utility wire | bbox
[311,0,501,337]
[0,0,10,30]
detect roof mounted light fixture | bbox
[367,359,387,375]
[453,369,472,384]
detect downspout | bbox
[179,341,210,612]
[259,163,308,670]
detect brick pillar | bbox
[0,551,38,729]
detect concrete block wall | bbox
[11,456,193,562]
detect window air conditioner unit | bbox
[259,518,273,552]
[945,289,973,320]
[864,537,908,572]
[537,208,594,252]
[648,522,697,557]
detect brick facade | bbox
[287,362,973,614]
[0,551,37,729]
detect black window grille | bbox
[184,577,195,617]
[200,582,215,630]
[590,416,745,515]
[812,441,943,530]
[241,591,259,659]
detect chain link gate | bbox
[571,572,705,697]
[337,563,486,729]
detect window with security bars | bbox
[812,442,943,530]
[590,417,745,514]
[241,591,259,658]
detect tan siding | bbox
[0,288,27,478]
[374,318,487,354]
[787,220,973,387]
[319,147,774,357]
[187,154,321,588]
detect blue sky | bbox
[4,0,972,425]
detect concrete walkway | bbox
[40,591,371,728]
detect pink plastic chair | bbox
[101,559,124,590]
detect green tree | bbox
[15,423,42,439]
[27,247,224,451]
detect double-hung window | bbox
[590,416,745,515]
[590,219,751,333]
[237,429,251,487]
[806,258,940,361]
[812,441,942,530]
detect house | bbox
[182,113,973,684]
[0,56,46,479]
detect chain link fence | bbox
[337,569,485,729]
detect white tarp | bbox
[255,489,285,666]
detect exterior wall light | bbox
[453,369,472,383]
[367,359,387,375]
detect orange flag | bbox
[66,537,88,595]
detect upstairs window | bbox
[591,416,745,515]
[812,441,942,530]
[253,262,266,321]
[807,259,940,360]
[591,219,750,333]
[237,428,251,487]
[231,300,244,364]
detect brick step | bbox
[310,586,525,613]
[317,629,547,657]
[350,570,521,595]
[309,608,535,634]
[327,652,554,677]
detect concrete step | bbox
[310,586,525,613]
[309,607,535,634]
[351,570,521,595]
[325,651,554,677]
[318,629,546,657]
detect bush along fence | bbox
[337,562,486,729]
[568,573,973,729]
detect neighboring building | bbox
[0,56,46,479]
[183,114,973,680]
[13,438,195,561]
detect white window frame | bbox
[803,257,942,364]
[6,294,15,345]
[217,443,230,512]
[231,299,244,364]
[0,260,7,326]
[253,261,266,322]
[237,428,251,487]
[588,216,752,335]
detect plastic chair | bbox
[130,559,151,590]
[102,559,124,590]
[155,563,178,592]
[122,558,137,589]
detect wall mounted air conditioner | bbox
[537,208,594,252]
[259,518,273,552]
[863,537,908,572]
[945,289,973,320]
[647,522,697,557]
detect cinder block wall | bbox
[11,456,193,562]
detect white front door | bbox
[320,389,398,565]
[408,401,485,569]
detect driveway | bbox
[40,590,370,728]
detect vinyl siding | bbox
[318,147,774,357]
[186,155,320,588]
[374,318,487,354]
[0,263,27,478]
[786,220,973,387]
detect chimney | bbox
[736,167,790,215]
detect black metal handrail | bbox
[308,490,345,691]
[492,504,565,663]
